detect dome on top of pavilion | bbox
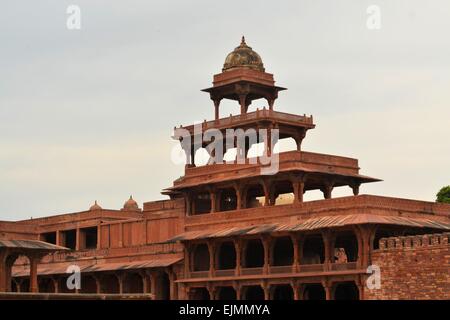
[222,36,265,72]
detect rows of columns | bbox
[186,278,364,300]
[9,269,175,299]
[186,227,374,276]
[0,251,44,293]
[181,120,309,168]
[186,175,361,215]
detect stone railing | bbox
[184,195,450,229]
[378,232,450,251]
[174,109,314,135]
[187,262,361,279]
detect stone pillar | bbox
[150,272,157,299]
[141,272,149,293]
[233,282,241,300]
[262,179,271,207]
[234,239,242,276]
[97,223,102,249]
[185,193,192,216]
[324,283,332,300]
[207,283,216,300]
[93,275,101,294]
[321,182,334,199]
[208,241,215,277]
[292,281,300,300]
[0,251,8,292]
[234,183,243,210]
[262,236,271,274]
[75,228,81,251]
[183,244,190,278]
[357,277,365,301]
[29,255,39,293]
[210,190,216,213]
[265,124,273,157]
[291,235,299,273]
[322,231,334,271]
[50,277,58,293]
[359,226,376,267]
[267,98,275,111]
[168,270,177,300]
[262,282,270,300]
[238,94,247,115]
[351,183,360,196]
[117,273,124,294]
[56,230,61,247]
[214,99,220,120]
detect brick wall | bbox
[365,232,450,300]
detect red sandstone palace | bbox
[1,38,449,300]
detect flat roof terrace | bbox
[167,150,380,191]
[180,194,450,232]
[173,109,315,136]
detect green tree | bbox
[436,186,450,203]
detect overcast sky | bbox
[1,1,449,220]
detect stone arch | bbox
[192,243,210,272]
[216,241,236,270]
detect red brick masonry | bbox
[365,233,450,300]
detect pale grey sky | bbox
[1,1,449,220]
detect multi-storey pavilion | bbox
[0,38,449,300]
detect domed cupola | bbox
[121,195,141,212]
[89,200,102,211]
[222,36,265,72]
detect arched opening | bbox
[11,280,19,292]
[303,283,325,300]
[194,148,210,166]
[217,242,236,270]
[243,285,264,300]
[272,284,293,300]
[9,254,29,292]
[39,277,55,293]
[303,189,324,202]
[192,243,210,272]
[80,275,97,293]
[223,148,237,162]
[334,282,359,300]
[191,287,210,300]
[58,276,75,293]
[245,183,265,208]
[247,142,265,159]
[123,272,144,293]
[219,188,237,211]
[244,239,264,268]
[334,232,358,263]
[20,279,30,292]
[302,234,325,264]
[273,137,298,154]
[156,272,170,300]
[245,98,266,114]
[271,180,294,206]
[218,99,240,119]
[217,286,237,300]
[192,192,211,215]
[100,274,120,294]
[272,237,293,266]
